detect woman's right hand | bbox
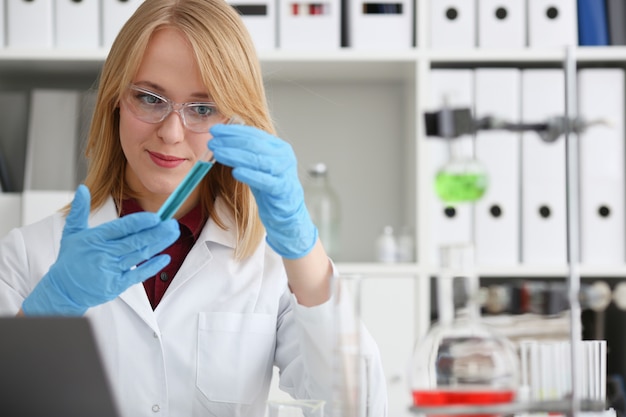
[21,184,180,316]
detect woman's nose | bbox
[157,111,186,144]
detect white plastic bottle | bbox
[304,163,341,259]
[397,226,415,262]
[376,226,398,263]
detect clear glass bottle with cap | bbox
[304,162,341,259]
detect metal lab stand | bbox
[415,48,606,417]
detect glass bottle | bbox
[409,244,519,414]
[304,162,341,259]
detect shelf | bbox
[428,47,626,67]
[2,47,626,82]
[477,265,626,279]
[336,262,422,277]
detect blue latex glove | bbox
[208,124,318,259]
[22,184,180,316]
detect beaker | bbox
[331,274,369,417]
[409,244,519,415]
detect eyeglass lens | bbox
[125,86,223,133]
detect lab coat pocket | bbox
[197,312,276,404]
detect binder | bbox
[430,0,475,49]
[527,0,577,48]
[0,90,29,192]
[474,68,521,266]
[229,0,277,50]
[578,68,625,265]
[0,0,5,48]
[55,0,101,49]
[427,69,474,265]
[346,0,413,49]
[278,0,341,49]
[477,0,525,48]
[102,0,145,49]
[520,69,567,266]
[6,0,54,49]
[577,0,609,46]
[23,89,82,192]
[606,0,626,45]
[75,89,98,186]
[0,193,21,237]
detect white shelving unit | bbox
[2,2,626,413]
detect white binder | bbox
[430,0,476,49]
[520,69,567,266]
[75,89,98,186]
[474,68,521,266]
[0,0,5,48]
[346,0,413,49]
[0,90,29,193]
[527,0,577,47]
[229,0,277,51]
[477,0,525,48]
[55,0,101,49]
[578,68,626,265]
[278,0,341,50]
[102,0,145,49]
[0,193,21,238]
[6,0,54,49]
[428,69,474,265]
[23,89,82,192]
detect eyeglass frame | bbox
[122,84,226,133]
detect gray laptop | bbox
[0,316,121,417]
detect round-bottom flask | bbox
[409,244,519,416]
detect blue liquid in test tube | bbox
[157,115,243,221]
[157,155,215,221]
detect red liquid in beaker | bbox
[413,389,515,417]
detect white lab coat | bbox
[0,196,388,417]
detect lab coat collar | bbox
[88,196,238,331]
[198,197,237,249]
[156,198,237,310]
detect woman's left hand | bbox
[208,124,318,259]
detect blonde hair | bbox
[83,0,268,259]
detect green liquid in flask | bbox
[435,171,487,204]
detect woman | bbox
[0,0,387,416]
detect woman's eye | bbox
[193,105,215,117]
[138,92,163,105]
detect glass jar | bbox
[304,162,341,259]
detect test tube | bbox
[157,115,243,221]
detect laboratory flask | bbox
[409,244,519,415]
[304,163,341,259]
[435,136,488,204]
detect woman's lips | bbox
[148,151,186,168]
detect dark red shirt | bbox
[120,199,206,309]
